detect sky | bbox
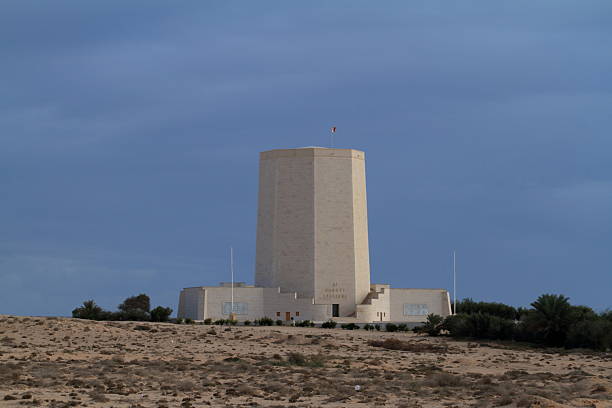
[1,1,611,316]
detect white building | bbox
[178,147,451,323]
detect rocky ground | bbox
[0,315,610,407]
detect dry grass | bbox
[0,315,610,407]
[368,337,448,353]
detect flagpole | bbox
[230,246,234,316]
[453,250,456,315]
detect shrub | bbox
[228,319,238,326]
[424,372,464,387]
[255,317,274,326]
[444,294,610,351]
[286,352,325,367]
[397,323,409,332]
[72,300,105,320]
[150,306,173,322]
[368,338,447,353]
[213,319,226,325]
[385,323,398,332]
[422,314,444,336]
[321,320,337,329]
[565,318,612,351]
[203,318,212,325]
[287,352,306,365]
[295,320,314,327]
[455,298,519,320]
[185,318,194,324]
[363,323,374,331]
[275,320,283,326]
[374,324,381,331]
[443,313,516,340]
[341,323,359,330]
[243,320,251,326]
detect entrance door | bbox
[332,304,339,317]
[285,312,291,321]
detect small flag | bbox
[330,126,336,133]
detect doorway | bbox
[332,304,339,317]
[285,312,291,321]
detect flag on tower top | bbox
[330,126,336,133]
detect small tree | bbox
[150,306,173,322]
[72,300,104,320]
[118,294,150,321]
[422,314,444,336]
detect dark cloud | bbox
[1,1,611,315]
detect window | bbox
[295,311,300,317]
[276,311,280,317]
[222,302,248,315]
[403,304,429,316]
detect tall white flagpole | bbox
[453,250,456,315]
[230,246,234,315]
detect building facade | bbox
[178,147,452,323]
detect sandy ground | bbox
[0,315,610,407]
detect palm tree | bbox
[530,294,571,346]
[72,300,103,320]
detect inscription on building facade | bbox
[321,282,346,299]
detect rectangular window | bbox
[403,304,429,316]
[222,302,248,315]
[276,311,280,317]
[295,311,300,317]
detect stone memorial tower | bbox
[255,147,371,317]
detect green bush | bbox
[228,319,237,326]
[72,300,105,320]
[363,323,374,331]
[455,298,518,320]
[175,317,184,324]
[213,319,226,325]
[244,320,251,326]
[72,295,169,323]
[255,317,274,326]
[396,323,409,332]
[150,306,173,322]
[422,314,444,336]
[374,324,381,331]
[565,318,612,351]
[185,318,194,324]
[385,323,398,332]
[321,320,337,329]
[341,323,359,330]
[275,319,283,326]
[203,318,212,325]
[295,320,314,327]
[441,294,610,351]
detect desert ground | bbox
[0,316,610,408]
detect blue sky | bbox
[1,1,611,316]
